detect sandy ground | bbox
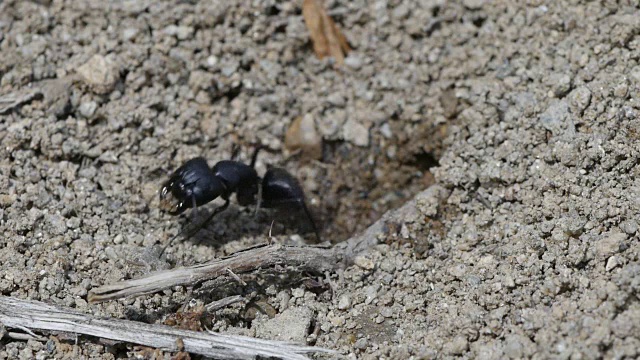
[1,0,640,359]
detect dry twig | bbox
[0,296,335,360]
[88,244,338,303]
[0,89,41,114]
[206,295,245,313]
[88,186,445,303]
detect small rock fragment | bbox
[380,123,393,139]
[551,73,572,97]
[448,263,467,280]
[443,335,469,355]
[619,220,638,235]
[292,288,305,298]
[354,338,368,350]
[326,93,346,107]
[463,0,486,10]
[380,258,396,273]
[163,25,195,40]
[540,99,572,136]
[78,101,97,118]
[364,284,379,304]
[337,294,351,310]
[343,118,370,147]
[329,314,345,327]
[606,256,620,272]
[568,86,591,114]
[77,55,119,94]
[596,232,626,260]
[122,28,139,41]
[253,307,313,342]
[380,307,393,318]
[353,255,375,270]
[344,54,363,70]
[440,88,459,119]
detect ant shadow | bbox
[174,202,319,250]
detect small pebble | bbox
[619,220,638,235]
[596,232,626,260]
[122,28,138,41]
[380,123,393,139]
[338,294,352,310]
[292,288,305,298]
[606,256,620,272]
[353,255,375,270]
[344,54,363,70]
[343,119,370,147]
[354,338,368,350]
[77,54,119,94]
[380,307,393,318]
[78,101,97,118]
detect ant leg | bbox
[300,200,321,242]
[264,198,320,242]
[230,143,241,161]
[254,181,263,216]
[159,198,231,257]
[249,144,263,168]
[189,198,230,245]
[190,195,199,218]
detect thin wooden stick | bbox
[0,296,335,360]
[206,295,245,313]
[225,268,247,286]
[88,186,446,304]
[88,244,338,304]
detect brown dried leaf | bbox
[302,0,351,65]
[163,304,205,331]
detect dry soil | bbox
[1,0,640,359]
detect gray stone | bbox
[443,335,469,355]
[596,232,626,260]
[569,86,592,114]
[619,220,638,235]
[343,118,370,147]
[337,294,352,310]
[253,307,313,343]
[77,55,119,94]
[345,55,363,70]
[540,100,573,136]
[78,101,97,118]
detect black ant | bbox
[159,147,319,248]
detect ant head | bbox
[160,179,191,215]
[160,157,223,215]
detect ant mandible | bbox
[159,146,319,245]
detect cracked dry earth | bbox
[1,0,640,359]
